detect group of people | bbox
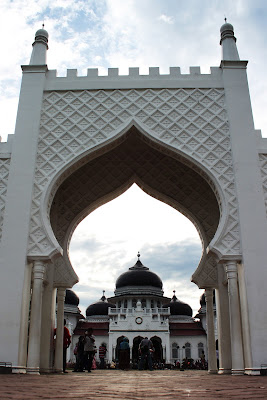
[57,323,207,373]
[118,336,154,371]
[73,329,107,372]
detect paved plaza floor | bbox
[0,369,267,400]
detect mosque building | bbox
[65,254,208,366]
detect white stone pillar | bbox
[225,261,244,375]
[54,287,65,372]
[216,266,232,374]
[17,262,32,373]
[108,333,113,363]
[27,260,46,374]
[40,263,56,373]
[237,263,253,374]
[165,333,171,364]
[205,288,217,374]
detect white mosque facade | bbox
[1,20,267,375]
[65,256,208,366]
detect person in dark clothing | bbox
[99,343,107,369]
[73,336,85,372]
[119,337,130,370]
[83,329,96,372]
[138,337,153,371]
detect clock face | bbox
[135,317,143,324]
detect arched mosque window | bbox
[118,300,121,308]
[185,342,191,359]
[172,343,178,359]
[151,300,154,309]
[124,299,128,308]
[132,299,137,308]
[157,301,161,308]
[141,299,146,308]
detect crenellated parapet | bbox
[44,66,223,91]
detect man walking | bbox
[83,328,95,372]
[138,337,153,371]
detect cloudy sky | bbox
[1,0,266,316]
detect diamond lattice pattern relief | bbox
[259,154,267,215]
[0,159,10,242]
[28,88,240,257]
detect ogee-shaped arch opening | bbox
[49,127,221,273]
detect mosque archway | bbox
[150,336,163,363]
[48,126,222,286]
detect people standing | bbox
[119,337,130,370]
[62,319,71,373]
[99,343,107,369]
[138,337,153,371]
[73,335,84,372]
[83,328,95,372]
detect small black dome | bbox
[116,258,162,289]
[65,289,79,306]
[163,292,192,317]
[86,293,115,317]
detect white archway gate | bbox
[0,22,267,375]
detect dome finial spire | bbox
[172,290,177,302]
[101,290,106,302]
[137,251,140,260]
[30,26,49,65]
[220,19,240,61]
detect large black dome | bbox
[163,293,192,317]
[86,293,115,317]
[65,289,79,306]
[116,259,163,289]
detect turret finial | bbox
[137,251,140,260]
[220,20,240,61]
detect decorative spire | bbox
[220,20,240,61]
[129,253,149,270]
[29,25,49,65]
[101,290,106,302]
[172,290,177,302]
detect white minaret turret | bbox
[30,25,49,65]
[220,19,239,61]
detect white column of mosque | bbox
[205,288,217,374]
[225,261,244,375]
[216,265,232,374]
[27,260,46,374]
[54,287,66,372]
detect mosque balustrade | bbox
[108,307,170,316]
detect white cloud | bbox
[158,14,174,24]
[69,185,202,316]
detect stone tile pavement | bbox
[0,370,267,400]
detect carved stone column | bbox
[40,263,56,373]
[205,288,217,374]
[54,287,66,372]
[225,260,244,375]
[17,262,33,373]
[216,265,232,374]
[165,332,171,364]
[27,260,46,374]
